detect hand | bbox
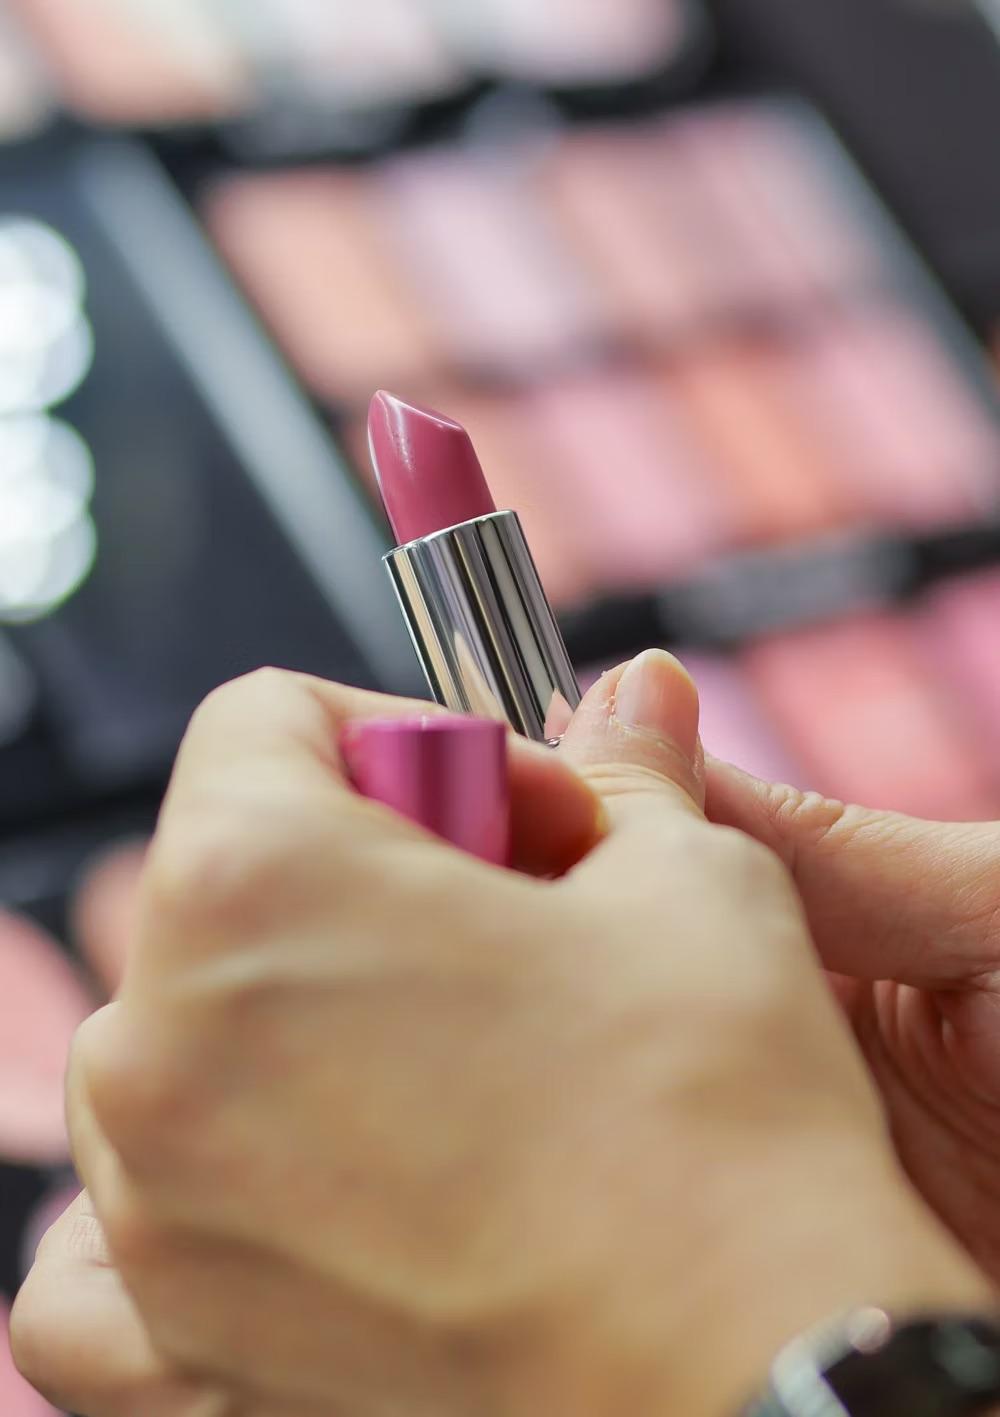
[14,659,988,1417]
[707,758,1000,1284]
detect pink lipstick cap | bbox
[342,716,510,866]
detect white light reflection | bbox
[0,219,97,622]
[0,219,94,414]
[0,515,97,623]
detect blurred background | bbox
[3,2,1000,1409]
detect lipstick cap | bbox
[384,510,581,742]
[342,716,510,866]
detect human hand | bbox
[14,659,988,1417]
[707,756,1000,1285]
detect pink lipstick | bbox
[369,391,496,543]
[342,715,510,866]
[369,391,580,740]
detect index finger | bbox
[148,670,600,928]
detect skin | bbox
[11,653,992,1417]
[707,762,1000,1284]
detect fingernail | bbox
[612,650,700,760]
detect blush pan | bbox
[526,369,731,587]
[663,105,824,312]
[374,147,606,374]
[204,170,437,403]
[744,614,1000,820]
[922,571,1000,779]
[726,104,882,296]
[666,337,852,544]
[788,310,1000,528]
[682,653,806,786]
[543,128,702,344]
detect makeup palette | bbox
[3,11,1000,1402]
[198,93,1000,825]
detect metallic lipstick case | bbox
[383,510,582,742]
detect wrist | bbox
[522,1147,992,1417]
[692,1170,993,1417]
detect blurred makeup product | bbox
[0,911,90,1165]
[7,0,249,125]
[0,4,52,141]
[369,391,580,740]
[679,653,804,787]
[70,839,146,994]
[3,0,711,139]
[204,99,1000,604]
[343,716,510,866]
[744,615,999,822]
[922,571,1000,777]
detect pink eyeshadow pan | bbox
[921,571,1000,778]
[787,310,1000,527]
[665,338,853,545]
[0,1301,58,1416]
[630,120,779,331]
[680,653,806,786]
[373,149,606,373]
[204,170,437,403]
[743,614,1000,821]
[730,105,881,294]
[664,106,823,312]
[525,369,731,588]
[542,129,703,342]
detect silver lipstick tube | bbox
[384,511,581,742]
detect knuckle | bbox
[764,783,857,861]
[189,665,293,728]
[583,760,699,812]
[144,808,286,941]
[83,1023,211,1175]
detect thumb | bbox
[706,759,1000,987]
[562,650,705,813]
[560,652,708,884]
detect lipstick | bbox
[342,715,510,866]
[369,391,581,740]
